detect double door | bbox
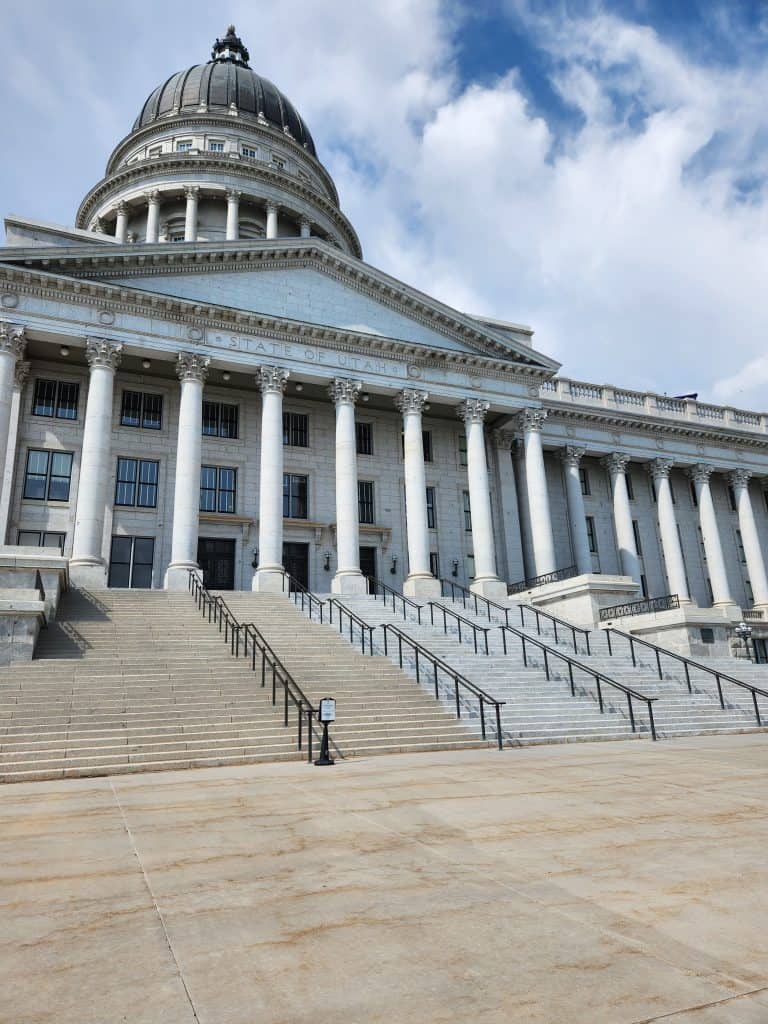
[198,538,236,590]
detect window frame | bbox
[463,490,472,532]
[199,465,237,514]
[426,486,436,529]
[202,400,239,439]
[355,422,374,456]
[358,480,375,525]
[114,457,159,509]
[208,140,225,152]
[120,390,163,431]
[241,144,257,159]
[422,430,433,463]
[16,530,65,553]
[579,466,591,496]
[585,515,598,554]
[458,433,468,467]
[282,411,309,448]
[176,139,193,152]
[32,378,80,421]
[283,473,309,520]
[23,449,73,502]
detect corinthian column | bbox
[70,339,122,587]
[329,378,366,594]
[145,190,160,243]
[0,323,26,498]
[688,465,733,607]
[648,459,691,602]
[518,408,556,577]
[184,186,200,242]
[395,389,440,599]
[458,399,506,599]
[225,189,240,241]
[0,359,29,543]
[253,365,289,592]
[164,352,209,590]
[115,201,128,243]
[729,469,768,609]
[601,453,641,585]
[560,446,592,576]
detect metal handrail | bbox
[507,565,578,595]
[327,598,376,655]
[604,626,768,726]
[427,602,490,655]
[515,603,591,655]
[379,622,505,749]
[439,578,512,626]
[499,623,657,740]
[188,572,322,760]
[365,576,423,624]
[280,571,326,622]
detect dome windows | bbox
[176,140,193,153]
[208,140,225,153]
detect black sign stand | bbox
[314,697,336,766]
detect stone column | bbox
[0,359,29,543]
[395,389,440,598]
[266,203,279,240]
[688,465,733,607]
[115,201,128,243]
[164,353,209,590]
[253,366,289,592]
[602,453,641,585]
[491,431,525,584]
[184,187,199,242]
[145,190,160,243]
[729,469,768,609]
[512,439,535,580]
[518,408,556,577]
[330,378,366,594]
[561,446,592,576]
[70,339,122,587]
[458,399,506,599]
[300,218,311,239]
[648,459,691,602]
[225,189,240,241]
[0,324,26,521]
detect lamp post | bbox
[734,621,754,663]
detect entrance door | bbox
[283,542,309,590]
[197,538,236,590]
[359,545,377,582]
[108,536,155,588]
[754,638,767,664]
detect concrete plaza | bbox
[2,736,768,1023]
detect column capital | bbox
[647,457,675,481]
[265,201,279,214]
[601,452,630,475]
[394,389,429,415]
[517,407,547,433]
[256,365,289,394]
[0,322,26,359]
[226,188,241,201]
[687,463,714,486]
[729,468,752,489]
[560,445,586,469]
[85,338,122,371]
[144,189,161,204]
[300,217,311,230]
[176,351,209,383]
[14,360,30,389]
[115,200,127,215]
[457,398,490,424]
[329,378,362,406]
[184,185,200,200]
[491,429,517,450]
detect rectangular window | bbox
[625,473,635,501]
[148,145,162,157]
[467,554,475,580]
[697,526,707,561]
[356,422,373,456]
[358,481,375,524]
[108,536,154,589]
[670,481,676,505]
[690,480,698,507]
[746,579,754,603]
[199,466,237,514]
[32,379,79,420]
[271,155,285,169]
[458,434,467,467]
[579,467,591,496]
[650,479,657,503]
[114,458,158,508]
[283,473,308,519]
[736,529,747,563]
[23,450,73,502]
[202,401,239,439]
[426,486,436,529]
[242,145,257,159]
[208,140,225,152]
[176,140,192,152]
[17,530,65,553]
[422,431,433,463]
[585,515,598,554]
[632,520,643,556]
[282,411,309,447]
[728,485,737,512]
[120,391,163,430]
[463,490,472,532]
[640,573,648,598]
[429,552,440,578]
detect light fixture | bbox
[362,392,370,402]
[295,383,304,392]
[60,345,70,357]
[142,359,151,369]
[451,558,459,577]
[251,548,259,569]
[424,403,431,411]
[222,371,231,381]
[323,551,331,572]
[390,554,398,575]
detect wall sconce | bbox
[60,346,70,357]
[451,559,459,577]
[323,551,331,572]
[251,548,259,569]
[361,392,370,402]
[142,359,151,370]
[222,371,231,382]
[390,555,398,575]
[296,383,304,392]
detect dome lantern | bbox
[211,25,251,67]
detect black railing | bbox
[35,569,48,628]
[507,565,578,595]
[498,623,657,739]
[427,602,490,655]
[516,603,591,655]
[280,571,326,622]
[440,578,512,627]
[604,626,768,727]
[188,572,322,760]
[599,594,680,622]
[327,598,376,655]
[366,576,423,624]
[379,623,505,749]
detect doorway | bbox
[283,542,310,590]
[359,545,377,582]
[197,538,236,590]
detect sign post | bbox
[314,697,336,766]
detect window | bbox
[114,458,159,508]
[422,431,433,462]
[736,529,747,563]
[271,155,285,169]
[746,579,754,603]
[356,422,373,456]
[208,140,225,152]
[202,401,238,439]
[585,515,598,554]
[697,526,707,561]
[283,473,308,519]
[200,466,237,514]
[728,485,737,512]
[670,481,676,504]
[690,481,698,507]
[242,145,257,159]
[426,486,436,529]
[358,481,375,524]
[700,628,715,645]
[430,552,440,578]
[467,554,475,579]
[282,411,309,447]
[32,379,79,420]
[168,232,185,243]
[148,145,162,157]
[23,450,73,501]
[650,479,657,503]
[176,140,192,152]
[108,536,154,589]
[632,520,643,556]
[463,490,472,532]
[17,530,65,553]
[120,391,163,430]
[579,467,591,496]
[625,473,635,501]
[640,573,648,598]
[458,433,468,467]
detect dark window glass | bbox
[429,552,440,578]
[108,536,154,588]
[283,474,308,519]
[200,466,218,512]
[458,434,467,467]
[650,479,657,503]
[131,538,155,587]
[586,515,598,554]
[108,536,132,587]
[48,452,73,501]
[142,394,163,430]
[728,485,737,511]
[18,530,66,552]
[625,473,635,501]
[632,520,643,556]
[422,431,433,462]
[426,486,436,529]
[121,391,143,428]
[199,466,236,513]
[203,401,238,438]
[115,458,138,506]
[358,481,375,524]
[33,379,79,419]
[579,467,591,496]
[24,450,72,501]
[202,402,220,436]
[640,573,648,598]
[121,391,162,430]
[56,382,79,420]
[690,481,698,507]
[463,491,472,532]
[32,380,57,417]
[356,422,373,456]
[137,460,159,508]
[115,458,158,508]
[283,412,309,447]
[23,450,49,499]
[219,404,238,439]
[218,468,236,513]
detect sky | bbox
[2,0,768,409]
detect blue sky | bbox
[2,1,768,408]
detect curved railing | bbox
[427,602,490,655]
[365,576,423,624]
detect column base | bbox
[69,560,108,589]
[403,574,441,600]
[164,563,199,591]
[331,571,368,595]
[251,568,286,594]
[470,576,508,602]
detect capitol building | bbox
[2,26,768,663]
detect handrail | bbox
[499,623,657,740]
[508,565,578,595]
[365,576,423,624]
[427,602,490,655]
[280,571,326,623]
[439,578,512,626]
[379,622,505,750]
[188,572,322,761]
[327,598,376,655]
[604,626,768,727]
[515,603,591,655]
[35,569,48,628]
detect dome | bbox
[132,26,316,157]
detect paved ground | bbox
[2,736,768,1024]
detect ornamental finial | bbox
[212,25,250,66]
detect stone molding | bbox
[13,360,30,389]
[328,378,362,406]
[560,445,586,469]
[394,389,429,416]
[256,365,289,394]
[518,407,547,433]
[175,350,209,383]
[601,452,630,476]
[85,338,122,371]
[648,458,675,481]
[0,321,26,359]
[729,468,752,489]
[457,398,490,424]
